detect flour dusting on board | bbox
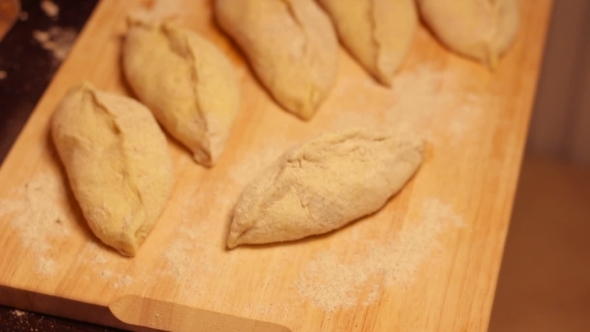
[0,173,71,276]
[329,65,485,145]
[36,256,57,276]
[156,186,226,297]
[80,240,135,288]
[160,226,208,294]
[295,199,464,312]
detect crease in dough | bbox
[52,82,175,256]
[214,0,338,120]
[417,0,519,68]
[227,129,424,248]
[317,0,418,86]
[123,17,240,166]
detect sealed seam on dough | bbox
[52,82,174,256]
[317,0,417,86]
[123,18,239,166]
[417,0,519,68]
[215,0,338,120]
[227,129,424,248]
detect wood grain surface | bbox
[0,0,553,331]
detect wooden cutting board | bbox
[0,0,553,331]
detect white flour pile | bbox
[0,173,71,276]
[295,198,464,312]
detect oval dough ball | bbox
[215,0,339,120]
[52,82,175,257]
[123,18,239,166]
[417,0,519,67]
[227,129,424,248]
[317,0,417,86]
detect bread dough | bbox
[51,82,174,257]
[417,0,519,68]
[317,0,417,86]
[123,18,239,166]
[214,0,338,120]
[227,129,424,248]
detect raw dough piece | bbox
[214,0,338,120]
[123,18,239,166]
[417,0,519,68]
[317,0,417,86]
[227,129,424,248]
[52,82,174,257]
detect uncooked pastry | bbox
[52,82,175,257]
[417,0,519,67]
[214,0,339,120]
[123,18,239,166]
[317,0,417,86]
[227,129,424,248]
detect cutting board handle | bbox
[109,295,292,332]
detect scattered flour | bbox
[0,173,71,276]
[81,240,136,289]
[295,198,464,312]
[12,309,26,317]
[40,0,59,18]
[329,65,485,145]
[157,224,212,297]
[99,269,115,279]
[33,27,77,61]
[114,275,134,289]
[152,180,244,298]
[35,257,57,277]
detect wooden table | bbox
[0,0,553,331]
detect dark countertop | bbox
[0,305,121,332]
[0,1,120,331]
[0,0,96,163]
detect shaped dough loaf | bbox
[417,0,519,68]
[227,129,424,248]
[215,0,338,120]
[317,0,417,86]
[52,82,174,257]
[123,18,239,166]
